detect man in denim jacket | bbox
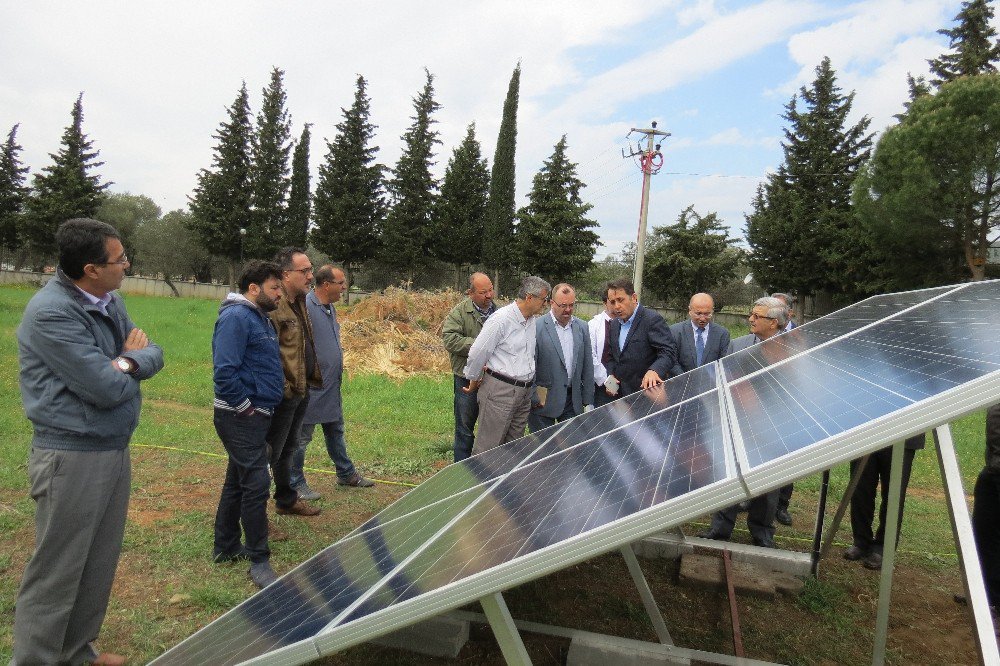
[13,219,164,666]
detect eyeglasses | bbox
[553,301,576,310]
[331,279,346,286]
[99,254,128,266]
[289,266,313,275]
[748,313,775,321]
[690,310,713,318]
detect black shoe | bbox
[213,548,250,564]
[249,561,279,589]
[862,552,883,570]
[752,537,777,548]
[697,529,729,541]
[737,500,750,513]
[775,508,792,526]
[337,472,375,488]
[844,545,867,561]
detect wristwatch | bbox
[115,357,136,374]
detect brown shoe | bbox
[92,653,127,666]
[268,519,289,541]
[277,499,321,517]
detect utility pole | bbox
[624,121,669,300]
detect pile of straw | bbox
[340,287,464,378]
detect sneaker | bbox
[276,499,321,516]
[775,508,792,526]
[294,483,322,501]
[862,552,883,570]
[249,561,279,589]
[213,547,250,564]
[337,472,375,488]
[268,519,289,541]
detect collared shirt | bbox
[589,310,613,385]
[784,320,795,332]
[73,283,112,316]
[550,311,574,380]
[690,320,711,337]
[473,300,496,324]
[618,307,639,351]
[463,301,536,382]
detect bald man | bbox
[668,292,730,377]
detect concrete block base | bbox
[371,615,469,658]
[678,553,804,598]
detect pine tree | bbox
[287,123,312,247]
[23,94,110,264]
[189,83,254,286]
[482,63,520,285]
[745,57,872,299]
[929,0,1000,86]
[431,122,490,270]
[381,69,441,275]
[248,67,293,257]
[0,124,30,254]
[311,75,384,293]
[515,135,600,281]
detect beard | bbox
[255,292,279,312]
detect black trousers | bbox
[849,445,916,555]
[973,469,1000,607]
[265,394,309,509]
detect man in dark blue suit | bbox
[771,291,796,524]
[529,283,595,431]
[669,292,730,376]
[603,278,676,399]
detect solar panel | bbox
[153,281,1000,665]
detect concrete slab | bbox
[678,553,805,598]
[370,615,469,658]
[638,533,812,577]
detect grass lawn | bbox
[0,284,991,664]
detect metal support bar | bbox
[619,544,673,645]
[873,441,905,666]
[722,550,745,658]
[934,424,1000,665]
[480,592,532,666]
[811,470,831,576]
[820,454,871,561]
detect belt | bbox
[485,367,533,388]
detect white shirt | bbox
[550,312,574,381]
[463,301,537,382]
[589,310,613,385]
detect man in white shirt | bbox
[463,276,551,455]
[588,288,615,407]
[530,283,594,432]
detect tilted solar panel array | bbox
[152,281,1000,666]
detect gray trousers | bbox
[12,447,131,665]
[710,489,779,545]
[473,374,532,455]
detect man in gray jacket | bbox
[290,265,373,497]
[13,219,164,666]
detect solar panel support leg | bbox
[933,424,1000,666]
[480,592,533,665]
[872,440,904,666]
[620,544,673,644]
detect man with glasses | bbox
[463,276,551,455]
[13,219,164,665]
[529,283,594,432]
[265,247,322,518]
[443,272,496,462]
[771,291,797,524]
[700,296,788,548]
[604,278,676,399]
[669,292,731,376]
[290,265,373,499]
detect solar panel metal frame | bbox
[157,281,1000,666]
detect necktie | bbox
[601,318,612,364]
[696,327,706,366]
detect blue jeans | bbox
[291,420,357,485]
[453,374,479,462]
[213,408,272,563]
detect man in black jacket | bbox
[603,278,676,399]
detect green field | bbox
[0,284,990,664]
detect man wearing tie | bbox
[669,292,730,376]
[530,283,594,432]
[771,291,796,525]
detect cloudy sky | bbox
[0,0,976,257]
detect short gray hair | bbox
[753,296,788,328]
[518,276,551,300]
[771,292,795,308]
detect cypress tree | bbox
[431,122,490,270]
[287,123,312,247]
[929,0,1000,86]
[745,57,872,299]
[311,75,385,294]
[482,63,520,288]
[189,83,253,286]
[23,94,110,264]
[515,135,599,281]
[0,124,30,254]
[381,69,441,275]
[248,67,293,257]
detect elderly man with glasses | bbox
[699,296,788,548]
[529,283,595,433]
[462,276,551,455]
